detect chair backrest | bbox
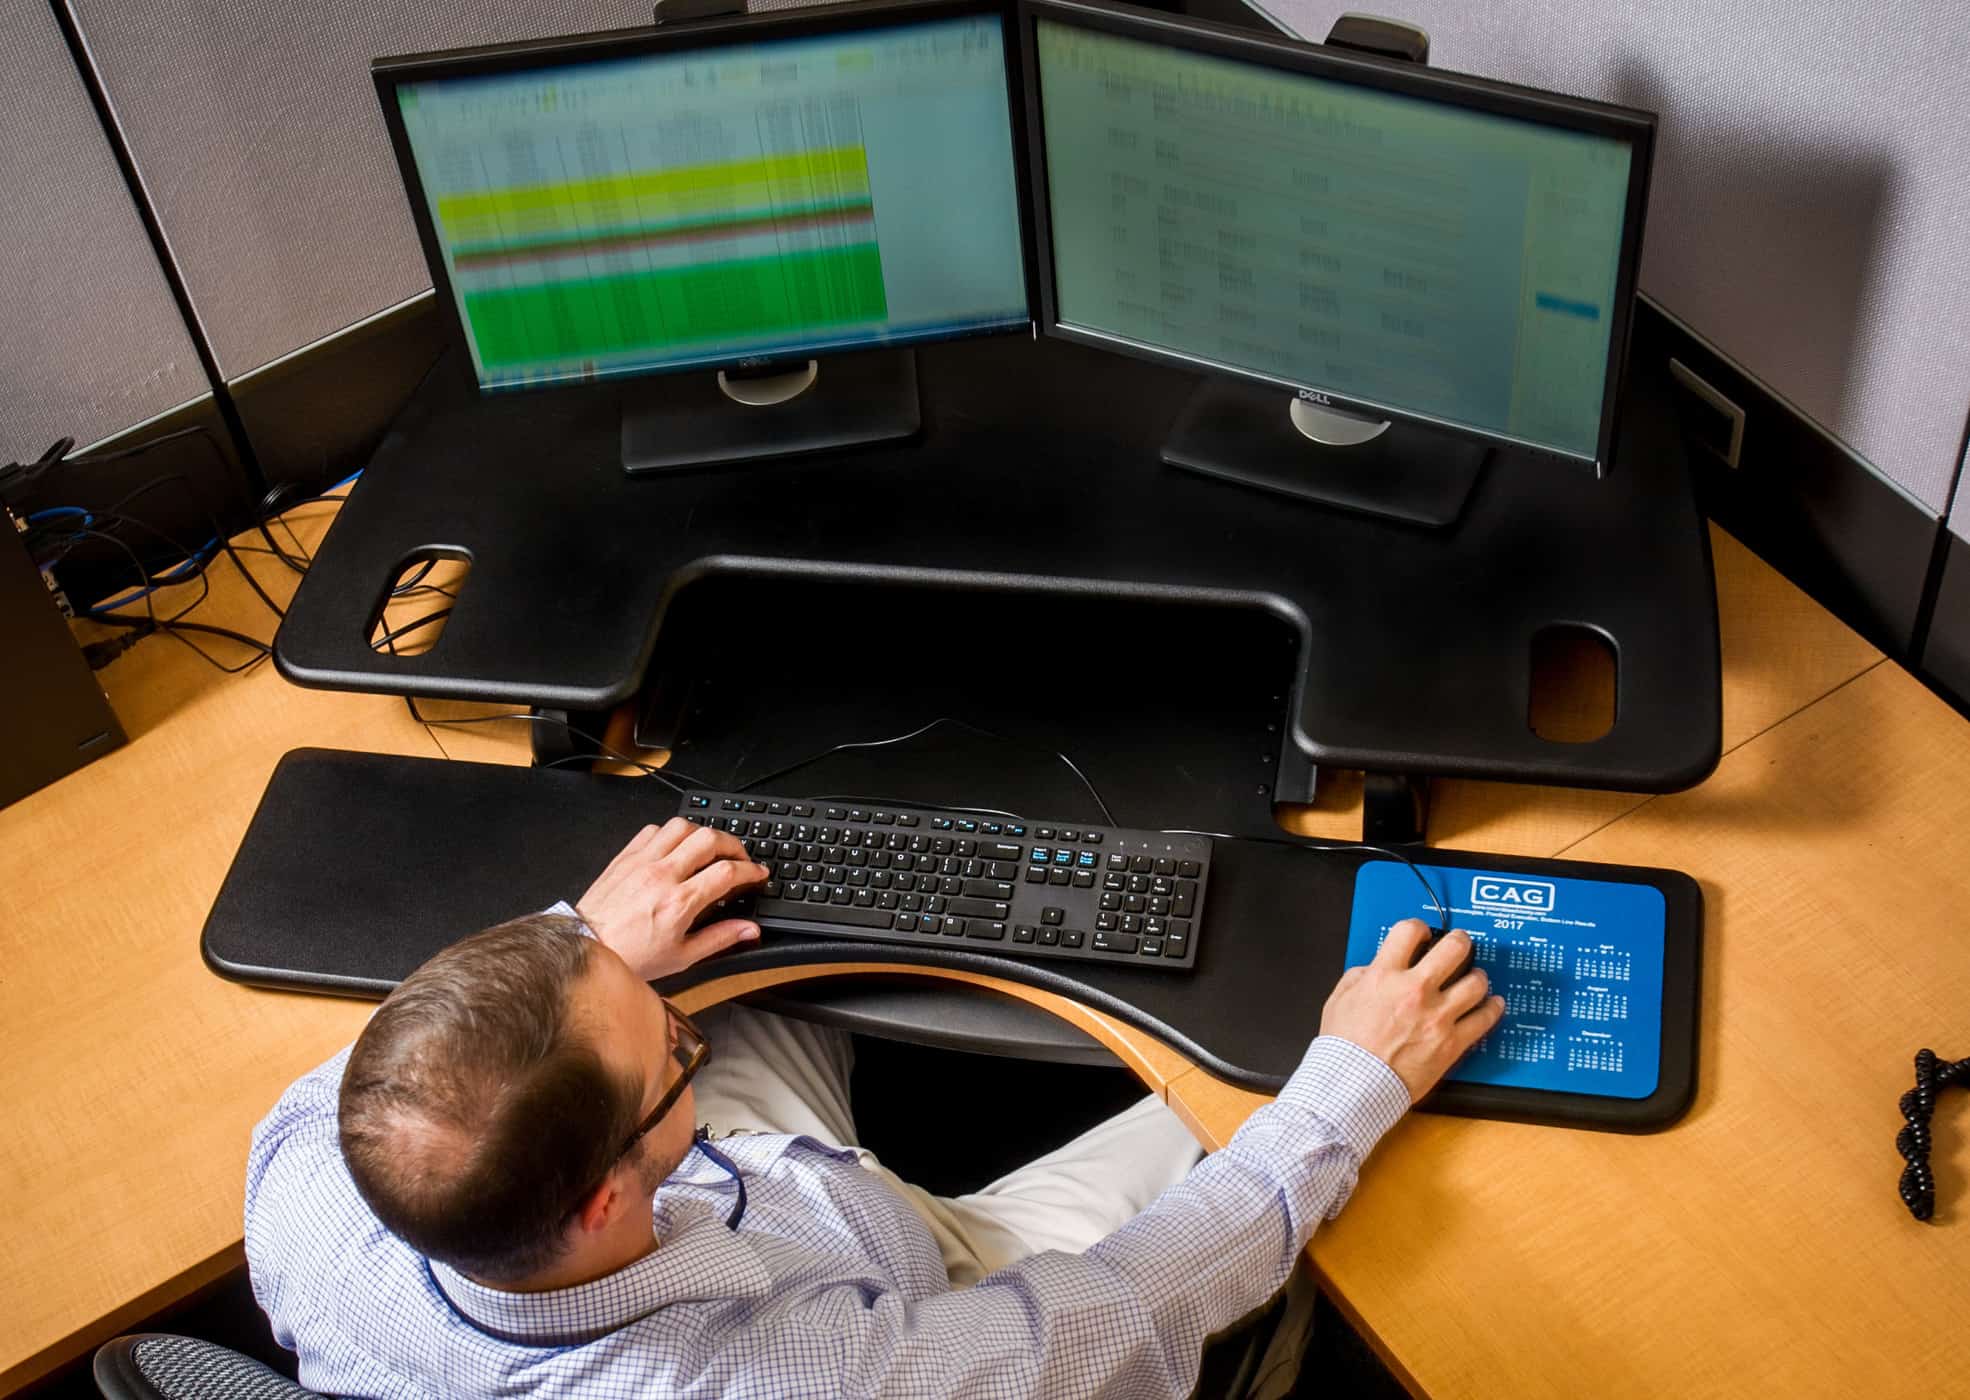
[93,1333,326,1400]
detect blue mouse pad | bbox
[1347,862,1666,1099]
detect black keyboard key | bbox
[763,881,782,898]
[986,860,1019,880]
[1130,855,1152,873]
[1107,852,1128,870]
[1047,869,1070,886]
[962,879,1014,900]
[986,843,1023,861]
[757,900,896,930]
[941,916,965,937]
[1037,927,1060,946]
[947,898,1011,920]
[1177,860,1201,879]
[1041,907,1064,925]
[1072,872,1094,889]
[1093,930,1138,954]
[966,921,1007,941]
[1024,866,1048,884]
[1061,929,1084,947]
[793,804,814,817]
[830,886,853,905]
[1174,882,1197,918]
[897,814,920,827]
[1012,925,1036,943]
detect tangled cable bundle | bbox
[1896,1048,1968,1222]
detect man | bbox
[247,818,1502,1397]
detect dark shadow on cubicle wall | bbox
[1610,59,1897,446]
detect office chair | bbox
[93,1333,323,1400]
[92,1320,1300,1399]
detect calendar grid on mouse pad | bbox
[1347,862,1667,1099]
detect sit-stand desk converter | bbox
[265,330,1716,1078]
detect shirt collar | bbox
[429,1197,773,1346]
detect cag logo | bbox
[1470,877,1555,916]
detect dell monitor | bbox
[1022,0,1653,525]
[375,0,1033,473]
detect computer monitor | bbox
[375,0,1033,473]
[1021,0,1654,525]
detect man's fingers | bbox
[679,855,770,919]
[1375,918,1431,970]
[641,817,701,861]
[1440,963,1491,1017]
[687,917,763,963]
[660,823,750,878]
[1454,994,1507,1050]
[1414,929,1472,984]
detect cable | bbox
[65,529,273,675]
[371,607,452,651]
[403,698,706,795]
[732,717,1117,826]
[1897,1047,1968,1222]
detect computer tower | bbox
[0,518,125,808]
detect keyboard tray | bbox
[203,748,1701,1130]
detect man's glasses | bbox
[615,999,709,1166]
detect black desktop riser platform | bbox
[275,334,1720,799]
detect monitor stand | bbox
[1160,378,1489,528]
[620,348,920,474]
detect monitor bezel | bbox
[372,0,1040,397]
[1017,0,1656,474]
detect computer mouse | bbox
[1410,926,1476,986]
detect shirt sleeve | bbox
[780,1035,1411,1399]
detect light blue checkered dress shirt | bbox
[246,1031,1408,1398]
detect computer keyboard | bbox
[679,791,1211,971]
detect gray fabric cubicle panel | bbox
[62,1,652,382]
[0,4,203,466]
[1253,0,1970,514]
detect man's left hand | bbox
[576,820,769,981]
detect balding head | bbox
[337,914,642,1282]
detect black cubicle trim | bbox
[202,748,1701,1133]
[1922,530,1970,712]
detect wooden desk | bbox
[2,506,1963,1397]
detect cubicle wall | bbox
[4,0,1969,707]
[0,3,203,465]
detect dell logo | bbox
[1470,877,1556,914]
[1296,388,1333,406]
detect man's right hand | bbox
[1318,919,1505,1103]
[575,819,770,983]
